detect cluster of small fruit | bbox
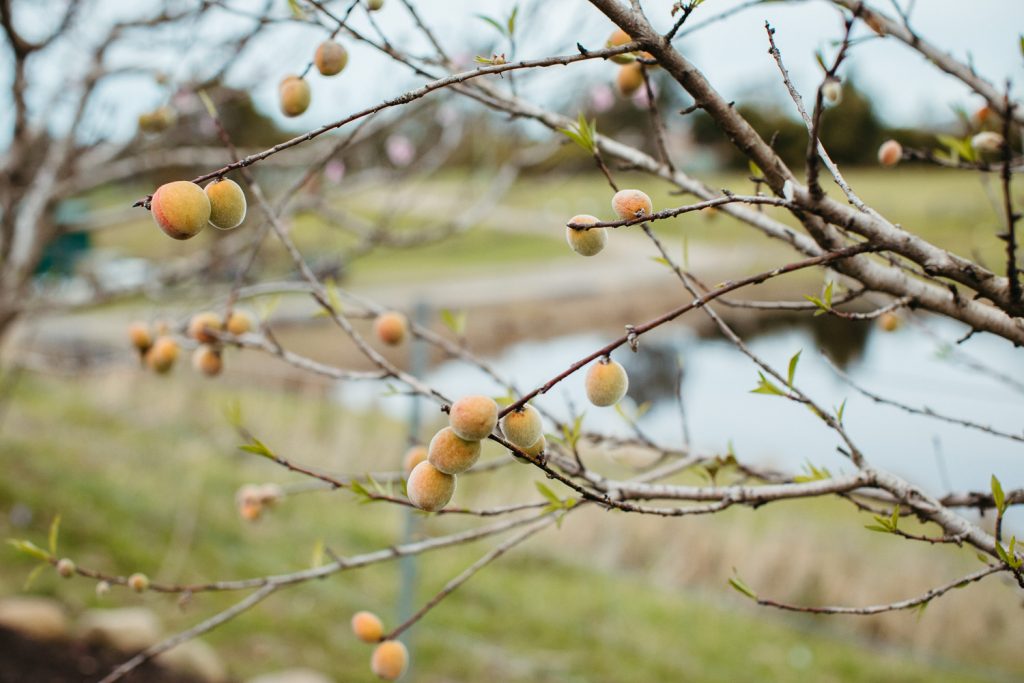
[349,610,408,681]
[565,188,653,257]
[278,0,384,118]
[150,177,247,241]
[604,29,657,97]
[127,309,252,377]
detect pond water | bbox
[337,313,1024,526]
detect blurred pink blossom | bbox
[325,160,346,183]
[386,134,415,167]
[589,83,615,113]
[633,79,658,108]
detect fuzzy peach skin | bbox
[151,181,210,240]
[406,461,455,511]
[448,394,499,441]
[314,40,349,76]
[616,62,644,97]
[512,434,545,463]
[226,309,253,336]
[428,426,482,475]
[128,322,152,352]
[585,358,629,407]
[402,445,427,477]
[145,336,179,374]
[351,610,384,643]
[371,640,408,681]
[188,311,222,344]
[877,139,902,167]
[500,404,543,449]
[611,188,653,220]
[192,345,223,377]
[279,75,311,117]
[205,178,247,230]
[373,311,408,345]
[565,214,607,257]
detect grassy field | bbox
[1,370,1017,682]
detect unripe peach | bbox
[971,131,1004,154]
[585,358,629,407]
[500,404,542,449]
[188,311,222,343]
[314,40,349,76]
[226,309,253,336]
[371,640,408,681]
[402,445,427,477]
[205,178,247,230]
[192,345,223,377]
[428,427,481,475]
[877,139,902,167]
[611,189,653,220]
[56,558,75,578]
[373,311,407,346]
[406,461,455,511]
[449,395,499,441]
[128,322,152,352]
[351,610,384,643]
[137,106,177,134]
[366,0,384,10]
[127,573,149,593]
[566,215,607,257]
[512,434,545,463]
[878,312,901,332]
[616,63,644,97]
[146,336,179,374]
[606,28,634,65]
[151,181,210,240]
[279,75,311,117]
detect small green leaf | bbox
[239,438,276,459]
[196,89,218,119]
[728,575,758,600]
[507,5,518,35]
[47,515,60,556]
[440,308,467,336]
[835,398,847,424]
[7,539,51,562]
[257,295,280,322]
[650,256,671,268]
[287,0,305,19]
[23,563,47,591]
[864,524,892,533]
[311,540,325,568]
[350,479,371,500]
[786,350,801,390]
[223,399,243,428]
[750,372,785,396]
[991,474,1006,514]
[535,482,561,506]
[748,159,763,179]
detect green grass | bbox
[0,372,1012,682]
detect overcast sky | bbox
[2,0,1022,146]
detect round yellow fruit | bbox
[566,214,607,256]
[192,345,223,377]
[877,139,902,167]
[205,178,247,230]
[585,358,629,407]
[314,40,348,76]
[188,311,222,344]
[279,75,311,117]
[374,311,408,346]
[500,404,543,449]
[226,309,253,336]
[616,62,644,97]
[606,28,634,64]
[402,445,428,477]
[128,322,152,352]
[145,336,179,374]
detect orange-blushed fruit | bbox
[611,189,653,220]
[315,40,349,76]
[146,336,179,374]
[151,181,210,240]
[127,573,149,593]
[427,426,481,475]
[188,311,222,343]
[351,610,384,643]
[512,434,545,463]
[877,140,902,167]
[279,75,311,117]
[226,309,253,336]
[371,640,408,681]
[128,322,152,352]
[374,311,407,346]
[616,62,644,97]
[192,345,223,377]
[406,461,455,511]
[878,312,901,332]
[448,395,499,441]
[402,445,428,477]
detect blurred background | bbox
[1,0,1023,681]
